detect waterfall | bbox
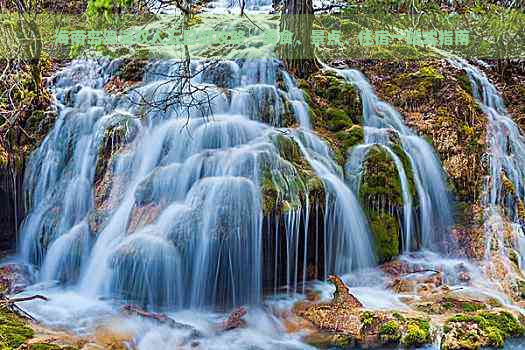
[282,72,376,274]
[450,59,525,263]
[18,57,376,308]
[450,59,525,215]
[347,143,413,251]
[331,68,454,252]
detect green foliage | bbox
[0,60,54,169]
[360,311,375,328]
[401,319,430,347]
[0,309,34,350]
[87,0,133,25]
[445,311,525,348]
[379,320,401,343]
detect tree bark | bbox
[280,0,318,77]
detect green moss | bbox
[457,73,473,95]
[360,311,375,328]
[310,72,362,125]
[260,134,325,215]
[401,319,430,347]
[393,312,405,321]
[368,211,399,263]
[477,311,524,336]
[461,302,485,313]
[271,133,303,165]
[485,326,505,347]
[359,145,415,261]
[29,344,63,350]
[0,309,34,350]
[326,108,353,132]
[379,320,401,343]
[304,332,353,349]
[384,63,444,107]
[445,311,524,348]
[335,125,364,150]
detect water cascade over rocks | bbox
[450,59,525,268]
[6,2,525,345]
[17,54,381,309]
[332,68,455,252]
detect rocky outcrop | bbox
[442,310,525,350]
[294,275,433,349]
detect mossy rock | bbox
[401,318,431,347]
[325,108,353,132]
[368,211,400,264]
[309,72,362,125]
[259,135,325,215]
[0,309,34,350]
[379,320,402,344]
[359,145,416,262]
[335,125,364,150]
[303,332,354,349]
[271,133,303,165]
[457,73,473,95]
[382,64,445,108]
[442,311,525,350]
[360,146,408,207]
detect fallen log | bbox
[121,304,202,346]
[121,304,195,331]
[0,294,49,305]
[0,293,49,321]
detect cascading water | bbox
[8,0,525,343]
[18,47,378,312]
[282,72,376,275]
[449,59,525,268]
[330,67,454,252]
[449,60,525,216]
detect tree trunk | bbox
[280,0,318,77]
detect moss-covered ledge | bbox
[442,310,525,350]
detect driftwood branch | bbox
[121,304,196,331]
[0,294,49,305]
[0,293,50,321]
[122,304,248,333]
